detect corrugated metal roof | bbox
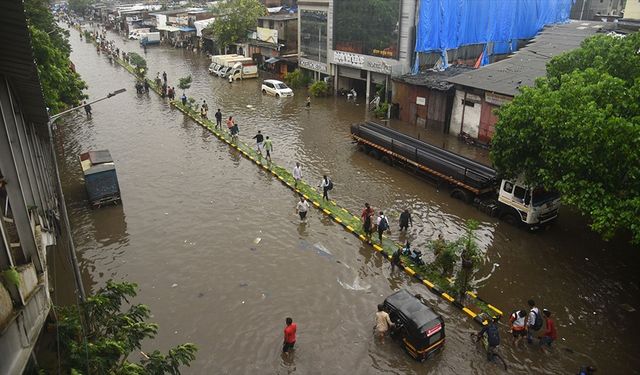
[446,21,609,97]
[0,0,49,126]
[393,66,474,91]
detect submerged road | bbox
[51,24,640,374]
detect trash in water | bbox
[241,300,245,304]
[254,237,262,244]
[164,212,168,215]
[239,282,249,287]
[171,283,178,288]
[246,105,253,108]
[198,292,204,298]
[250,247,257,251]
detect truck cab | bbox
[497,180,561,229]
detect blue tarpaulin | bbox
[415,0,573,67]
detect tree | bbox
[178,75,192,95]
[68,0,94,15]
[25,0,87,113]
[128,52,147,78]
[205,0,266,53]
[453,220,482,302]
[55,280,197,374]
[491,33,640,244]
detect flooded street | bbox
[53,26,640,374]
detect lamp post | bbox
[48,88,126,302]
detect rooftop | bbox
[258,14,298,21]
[446,21,608,96]
[394,66,474,91]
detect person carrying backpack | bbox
[319,175,332,200]
[526,299,543,344]
[376,212,390,243]
[477,316,501,361]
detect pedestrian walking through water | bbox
[215,109,222,129]
[162,71,167,83]
[83,101,92,119]
[282,317,297,354]
[361,203,375,242]
[292,162,302,187]
[296,196,309,221]
[253,130,264,154]
[376,211,390,243]
[399,209,413,231]
[264,136,273,162]
[319,175,332,201]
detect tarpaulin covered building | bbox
[413,0,574,70]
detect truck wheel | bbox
[500,213,518,225]
[357,144,368,153]
[450,188,471,203]
[262,89,266,94]
[381,155,392,165]
[369,150,381,159]
[275,93,280,98]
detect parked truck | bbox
[350,121,560,229]
[139,32,160,46]
[79,150,121,207]
[208,54,258,80]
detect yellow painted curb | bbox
[373,244,383,252]
[334,218,342,223]
[404,267,416,276]
[466,291,477,298]
[488,304,503,316]
[358,234,366,240]
[346,226,354,232]
[423,280,434,288]
[441,293,455,302]
[462,307,477,319]
[322,209,331,215]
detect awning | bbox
[178,26,196,32]
[157,25,180,32]
[265,57,282,64]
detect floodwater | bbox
[52,25,640,374]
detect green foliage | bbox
[374,102,389,118]
[205,0,266,52]
[308,80,330,97]
[127,53,147,77]
[433,239,458,276]
[25,0,87,113]
[68,0,94,14]
[453,220,482,300]
[283,69,310,89]
[2,267,21,287]
[491,33,640,244]
[178,75,192,93]
[55,280,197,374]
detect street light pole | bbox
[48,88,126,303]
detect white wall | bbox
[626,0,640,19]
[450,90,481,138]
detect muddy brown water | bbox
[51,25,640,374]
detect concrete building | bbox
[445,22,605,144]
[249,13,299,76]
[624,0,640,19]
[298,0,418,102]
[571,0,624,20]
[0,0,74,372]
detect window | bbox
[300,10,328,62]
[503,181,514,193]
[513,185,526,202]
[269,20,275,29]
[461,99,475,107]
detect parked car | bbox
[383,289,445,361]
[261,79,294,98]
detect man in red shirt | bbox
[538,309,557,352]
[283,317,297,354]
[361,203,374,242]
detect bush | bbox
[374,102,389,118]
[309,80,330,97]
[283,69,310,89]
[128,52,147,77]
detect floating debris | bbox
[254,237,262,244]
[171,283,178,288]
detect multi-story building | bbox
[248,13,299,76]
[298,0,418,102]
[1,1,75,373]
[571,0,624,20]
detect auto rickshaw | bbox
[383,289,445,361]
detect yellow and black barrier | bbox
[84,30,502,325]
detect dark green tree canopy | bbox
[205,0,266,52]
[25,0,87,113]
[491,33,640,244]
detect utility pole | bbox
[48,88,126,302]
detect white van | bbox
[261,80,294,97]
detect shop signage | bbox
[334,51,365,68]
[416,96,426,106]
[333,51,395,75]
[484,92,512,106]
[299,58,328,73]
[364,58,393,74]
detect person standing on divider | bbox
[399,208,413,231]
[361,203,375,243]
[292,162,302,188]
[215,109,222,129]
[282,317,297,355]
[181,93,187,106]
[162,71,167,83]
[201,99,208,112]
[264,136,273,162]
[253,130,264,155]
[296,196,309,221]
[83,101,92,119]
[376,211,390,243]
[226,116,235,134]
[319,175,332,201]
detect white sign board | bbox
[299,58,328,73]
[416,96,426,106]
[333,51,365,68]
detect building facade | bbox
[298,0,418,102]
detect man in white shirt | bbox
[376,211,390,243]
[296,196,310,221]
[526,299,541,344]
[292,162,302,187]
